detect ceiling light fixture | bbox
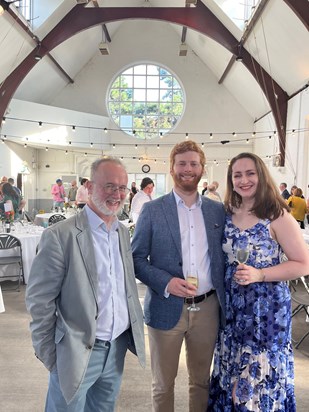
[179,43,188,57]
[185,0,197,6]
[235,43,243,62]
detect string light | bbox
[84,152,87,156]
[24,143,27,148]
[39,121,42,127]
[135,144,138,149]
[113,144,116,149]
[45,147,48,151]
[2,117,5,124]
[72,126,76,132]
[1,139,4,144]
[65,150,68,155]
[160,132,163,139]
[232,132,236,137]
[90,142,93,148]
[252,132,256,137]
[185,133,189,139]
[104,128,108,133]
[209,133,213,139]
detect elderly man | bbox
[26,157,145,411]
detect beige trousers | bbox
[148,293,220,412]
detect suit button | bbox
[179,262,182,266]
[86,345,92,350]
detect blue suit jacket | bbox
[132,191,226,330]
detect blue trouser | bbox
[45,332,128,412]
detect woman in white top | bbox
[76,178,89,209]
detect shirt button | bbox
[86,345,92,350]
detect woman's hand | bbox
[234,264,265,285]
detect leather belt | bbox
[184,289,215,304]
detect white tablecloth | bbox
[0,230,43,284]
[34,212,74,227]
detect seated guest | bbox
[76,178,89,209]
[0,182,21,217]
[287,187,307,229]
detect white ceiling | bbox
[0,0,308,127]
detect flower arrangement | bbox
[5,211,14,222]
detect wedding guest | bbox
[76,178,89,209]
[67,180,77,204]
[132,140,225,411]
[51,179,65,209]
[26,157,145,411]
[208,152,309,411]
[130,177,154,224]
[287,187,307,229]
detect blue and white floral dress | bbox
[208,215,296,411]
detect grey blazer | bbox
[132,191,226,330]
[26,210,145,404]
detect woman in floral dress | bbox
[208,153,309,411]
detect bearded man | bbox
[26,157,145,412]
[132,140,226,412]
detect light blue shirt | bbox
[85,205,130,341]
[173,190,213,294]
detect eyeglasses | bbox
[98,183,130,195]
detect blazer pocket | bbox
[55,326,65,344]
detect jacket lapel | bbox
[75,211,99,304]
[162,192,182,257]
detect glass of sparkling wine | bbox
[186,273,200,312]
[236,247,249,264]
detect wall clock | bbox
[142,164,150,173]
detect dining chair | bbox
[48,214,66,226]
[0,234,24,292]
[23,210,34,223]
[291,276,309,349]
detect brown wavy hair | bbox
[169,140,206,171]
[224,152,290,220]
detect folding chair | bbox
[291,276,309,349]
[48,214,66,226]
[0,234,24,292]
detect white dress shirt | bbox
[130,190,152,223]
[173,190,213,294]
[85,205,130,341]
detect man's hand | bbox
[167,277,198,297]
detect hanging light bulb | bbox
[90,142,93,148]
[65,150,68,155]
[39,121,42,127]
[135,144,138,149]
[104,128,108,133]
[24,143,27,148]
[113,144,116,149]
[72,126,76,132]
[232,132,236,137]
[45,147,48,151]
[2,117,6,124]
[160,132,163,139]
[209,133,213,139]
[252,132,256,137]
[157,144,160,149]
[185,133,189,139]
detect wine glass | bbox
[236,247,249,264]
[186,272,200,312]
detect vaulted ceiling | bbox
[0,0,308,162]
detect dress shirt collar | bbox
[172,189,202,208]
[84,204,119,232]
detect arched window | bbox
[107,63,185,139]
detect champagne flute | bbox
[186,272,200,312]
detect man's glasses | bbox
[97,183,130,195]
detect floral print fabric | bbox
[208,216,296,411]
